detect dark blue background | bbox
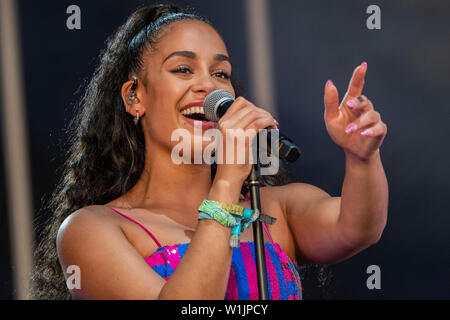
[0,0,448,299]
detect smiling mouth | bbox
[183,113,208,121]
[180,107,209,121]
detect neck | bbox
[122,141,214,216]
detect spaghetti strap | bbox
[261,222,275,245]
[107,207,163,248]
[244,195,275,246]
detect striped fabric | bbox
[145,241,302,300]
[108,206,303,300]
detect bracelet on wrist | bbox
[198,200,259,248]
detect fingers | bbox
[245,115,278,132]
[345,109,383,135]
[219,101,254,128]
[342,62,367,103]
[218,97,276,131]
[345,95,374,115]
[219,96,248,120]
[358,121,387,137]
[324,62,368,121]
[324,80,340,120]
[214,97,276,176]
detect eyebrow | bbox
[163,50,231,64]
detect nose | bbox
[191,72,217,96]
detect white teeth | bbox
[181,107,205,115]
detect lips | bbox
[179,101,217,129]
[182,116,217,129]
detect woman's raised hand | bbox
[212,96,277,186]
[323,63,387,161]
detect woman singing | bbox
[31,4,388,299]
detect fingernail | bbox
[326,80,333,87]
[345,124,357,134]
[361,61,367,68]
[346,99,357,108]
[272,119,279,129]
[361,129,372,136]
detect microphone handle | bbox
[216,100,233,118]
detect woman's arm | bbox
[158,177,242,299]
[57,179,240,300]
[284,150,388,265]
[284,63,388,264]
[339,149,388,247]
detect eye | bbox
[172,65,192,74]
[213,70,230,80]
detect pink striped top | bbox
[107,203,302,300]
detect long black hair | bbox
[30,4,296,300]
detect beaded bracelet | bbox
[198,200,259,248]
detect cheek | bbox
[147,78,184,117]
[221,81,235,97]
[145,83,188,143]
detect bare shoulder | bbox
[56,205,123,261]
[58,205,118,238]
[56,205,166,299]
[260,182,331,218]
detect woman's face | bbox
[141,20,235,158]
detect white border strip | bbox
[0,0,34,299]
[244,0,278,119]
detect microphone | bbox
[203,90,300,162]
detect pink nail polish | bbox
[272,119,279,130]
[361,62,367,68]
[345,124,357,134]
[361,129,372,136]
[326,80,333,87]
[347,100,356,108]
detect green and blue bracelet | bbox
[198,200,260,248]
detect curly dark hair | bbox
[30,4,296,300]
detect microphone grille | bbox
[203,89,235,122]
